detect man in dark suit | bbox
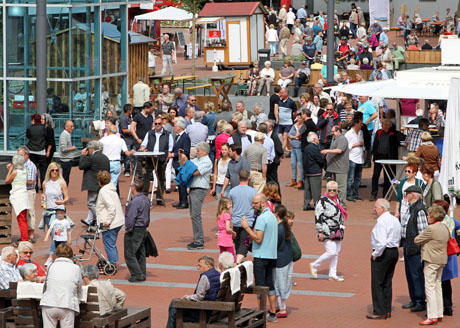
[172,119,191,209]
[264,120,283,195]
[79,140,110,225]
[139,117,174,206]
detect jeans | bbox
[60,160,72,186]
[162,55,173,75]
[350,23,357,38]
[109,161,121,187]
[215,185,229,200]
[102,226,121,264]
[124,227,147,279]
[290,148,303,180]
[313,239,342,278]
[269,42,276,56]
[346,160,363,198]
[189,188,207,245]
[122,143,135,174]
[166,299,200,328]
[403,242,426,306]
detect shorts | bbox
[254,258,276,293]
[233,227,249,256]
[278,124,292,134]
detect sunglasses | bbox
[22,251,33,255]
[50,169,59,172]
[154,123,162,125]
[405,170,412,173]
[328,189,337,192]
[190,99,197,102]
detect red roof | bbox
[200,2,266,17]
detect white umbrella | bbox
[438,77,460,214]
[134,7,194,22]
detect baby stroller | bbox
[74,224,117,276]
[234,72,249,96]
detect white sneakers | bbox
[309,263,317,279]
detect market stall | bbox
[198,2,268,68]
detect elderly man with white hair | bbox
[0,246,22,289]
[18,263,38,282]
[253,103,268,129]
[82,264,126,315]
[179,142,213,250]
[186,111,208,159]
[218,251,236,272]
[16,241,46,281]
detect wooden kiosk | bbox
[199,2,268,68]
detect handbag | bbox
[445,225,460,256]
[329,225,343,240]
[291,232,302,262]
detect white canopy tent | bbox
[134,7,195,22]
[329,67,460,100]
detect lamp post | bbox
[326,0,334,85]
[36,0,47,114]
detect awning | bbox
[196,17,224,24]
[329,67,460,100]
[134,7,195,21]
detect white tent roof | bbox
[330,67,460,100]
[134,7,194,22]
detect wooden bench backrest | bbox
[79,286,101,328]
[207,271,231,323]
[11,298,40,328]
[406,50,441,64]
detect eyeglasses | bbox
[328,189,337,192]
[154,123,162,125]
[405,170,412,173]
[50,169,59,172]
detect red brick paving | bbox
[9,160,460,328]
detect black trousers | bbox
[442,279,453,312]
[60,160,72,186]
[124,227,147,279]
[266,163,281,197]
[144,157,166,200]
[29,153,47,189]
[371,154,394,197]
[371,248,399,315]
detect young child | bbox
[216,197,236,262]
[44,208,72,253]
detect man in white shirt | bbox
[366,199,401,320]
[148,47,156,76]
[139,117,174,205]
[132,77,150,114]
[100,120,135,187]
[345,117,364,202]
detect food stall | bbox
[198,2,268,68]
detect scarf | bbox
[324,192,348,221]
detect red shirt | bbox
[17,259,46,277]
[215,132,230,159]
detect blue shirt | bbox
[358,101,377,131]
[302,43,316,59]
[313,25,322,36]
[296,8,307,19]
[320,65,338,80]
[252,208,278,259]
[229,185,257,227]
[380,31,389,46]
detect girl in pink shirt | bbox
[216,197,236,261]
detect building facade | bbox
[0,0,143,152]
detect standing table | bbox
[127,151,166,207]
[209,74,235,106]
[374,159,408,200]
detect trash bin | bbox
[258,49,271,67]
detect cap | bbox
[341,36,347,40]
[301,61,307,65]
[405,185,423,194]
[383,27,390,31]
[364,44,369,49]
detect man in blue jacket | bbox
[166,256,221,328]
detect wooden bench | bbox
[173,263,268,328]
[79,286,128,328]
[185,84,212,96]
[119,306,151,328]
[405,50,441,64]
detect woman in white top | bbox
[266,24,278,57]
[42,162,69,267]
[40,244,82,328]
[6,155,30,242]
[310,95,321,124]
[211,143,231,200]
[257,61,275,96]
[96,171,125,268]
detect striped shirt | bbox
[405,128,424,152]
[24,159,37,190]
[0,261,22,289]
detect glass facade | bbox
[0,0,133,151]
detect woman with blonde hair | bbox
[41,162,70,267]
[263,182,281,212]
[204,101,217,135]
[6,155,30,242]
[232,112,243,125]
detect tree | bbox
[177,0,206,75]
